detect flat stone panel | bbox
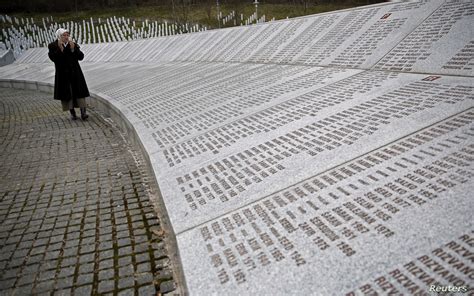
[154,73,474,233]
[0,80,12,88]
[11,80,25,89]
[13,47,49,63]
[374,1,474,76]
[24,82,38,90]
[37,82,54,93]
[84,42,128,62]
[294,0,443,68]
[122,64,361,147]
[177,109,474,295]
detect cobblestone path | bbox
[0,88,176,295]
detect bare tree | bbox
[171,0,191,31]
[301,0,309,13]
[204,0,214,22]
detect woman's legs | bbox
[76,97,88,120]
[69,109,77,120]
[62,100,77,120]
[80,107,89,120]
[62,98,89,120]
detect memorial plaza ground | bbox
[0,88,177,295]
[0,0,472,294]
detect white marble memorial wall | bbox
[1,0,473,294]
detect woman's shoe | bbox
[70,109,78,120]
[80,108,89,120]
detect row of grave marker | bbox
[0,10,274,59]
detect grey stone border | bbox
[0,78,188,295]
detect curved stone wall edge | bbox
[0,78,189,295]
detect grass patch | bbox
[9,2,384,28]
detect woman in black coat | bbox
[48,28,90,120]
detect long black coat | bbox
[48,40,90,101]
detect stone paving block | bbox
[47,242,63,252]
[135,253,150,264]
[56,276,74,290]
[153,246,167,259]
[77,263,94,275]
[76,274,94,286]
[31,244,47,254]
[118,256,132,267]
[98,269,115,281]
[99,251,114,263]
[0,288,14,295]
[44,250,61,260]
[26,254,44,265]
[131,223,145,233]
[99,260,114,270]
[117,288,135,296]
[6,258,24,269]
[138,284,156,296]
[34,280,56,293]
[136,262,151,274]
[82,230,96,239]
[135,273,154,286]
[37,269,56,282]
[118,246,132,256]
[117,277,135,290]
[160,280,176,294]
[99,233,113,242]
[53,288,72,296]
[54,221,68,229]
[14,283,35,295]
[2,268,20,280]
[5,235,22,244]
[97,280,115,294]
[134,243,149,254]
[118,265,134,277]
[63,241,79,251]
[79,244,95,254]
[130,215,142,223]
[78,253,95,264]
[133,234,148,244]
[12,249,29,259]
[22,263,40,276]
[18,240,35,250]
[100,213,112,220]
[116,230,129,240]
[0,278,16,290]
[73,285,92,296]
[60,257,77,268]
[59,266,76,278]
[155,269,173,281]
[33,238,49,248]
